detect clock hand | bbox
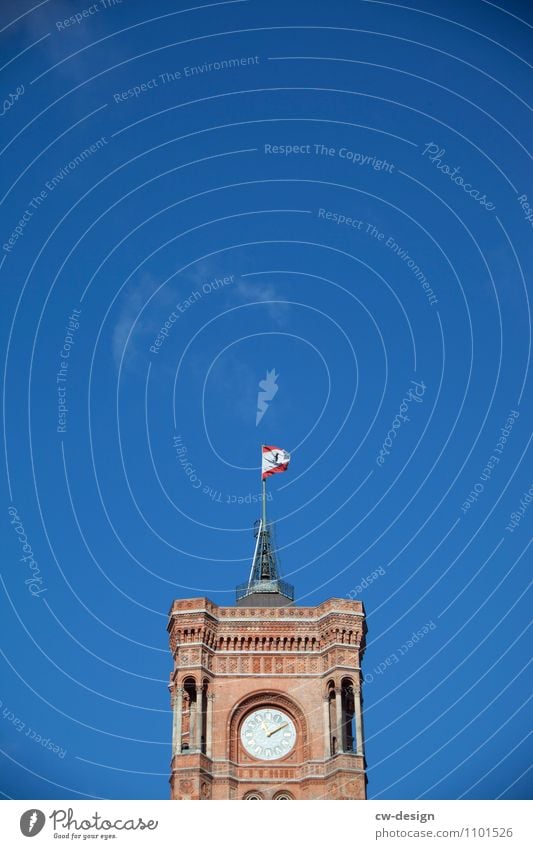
[267,722,288,737]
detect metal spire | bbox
[235,452,294,606]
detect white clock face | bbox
[240,708,297,761]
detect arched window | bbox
[244,792,263,800]
[182,677,206,754]
[273,791,293,800]
[326,680,336,755]
[341,677,356,753]
[182,677,195,752]
[201,679,209,754]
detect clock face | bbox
[240,708,297,761]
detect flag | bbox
[262,445,290,480]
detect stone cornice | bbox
[173,641,360,654]
[167,596,365,632]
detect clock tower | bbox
[167,473,367,800]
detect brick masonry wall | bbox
[168,598,367,800]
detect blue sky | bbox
[0,0,531,800]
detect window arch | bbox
[273,791,293,800]
[243,791,263,800]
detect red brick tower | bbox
[167,464,367,799]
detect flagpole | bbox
[236,443,293,604]
[262,478,267,531]
[261,444,267,532]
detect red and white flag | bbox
[262,445,290,480]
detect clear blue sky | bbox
[0,0,531,800]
